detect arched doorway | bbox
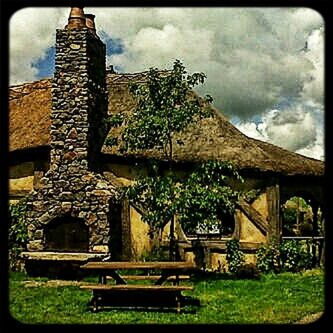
[280,192,324,267]
[45,215,89,252]
[281,194,323,237]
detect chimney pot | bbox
[85,14,96,32]
[67,7,86,29]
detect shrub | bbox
[256,241,281,273]
[226,239,245,274]
[9,199,28,271]
[279,239,312,272]
[256,239,314,274]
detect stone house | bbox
[9,8,325,272]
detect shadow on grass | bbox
[190,270,262,282]
[85,293,201,314]
[86,305,200,315]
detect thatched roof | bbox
[9,72,324,177]
[9,79,51,151]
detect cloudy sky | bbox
[9,7,324,160]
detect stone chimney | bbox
[51,6,107,172]
[25,8,117,256]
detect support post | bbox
[121,199,132,260]
[267,184,281,244]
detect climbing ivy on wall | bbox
[226,239,245,274]
[9,198,28,271]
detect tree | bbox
[120,59,213,160]
[106,59,242,260]
[107,60,213,259]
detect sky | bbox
[9,7,325,161]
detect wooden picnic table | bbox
[79,261,198,312]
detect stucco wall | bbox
[9,174,34,205]
[104,162,146,183]
[9,163,34,202]
[9,175,34,192]
[129,206,152,259]
[237,193,267,243]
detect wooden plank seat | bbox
[80,284,193,291]
[106,274,190,282]
[80,284,194,313]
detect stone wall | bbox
[25,27,118,254]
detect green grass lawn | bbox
[8,268,324,324]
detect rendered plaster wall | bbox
[238,193,267,243]
[9,176,34,192]
[129,206,151,258]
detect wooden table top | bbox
[80,261,197,270]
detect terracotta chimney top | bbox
[85,14,96,32]
[66,7,86,29]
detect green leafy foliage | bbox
[123,159,243,238]
[281,196,314,236]
[9,199,28,271]
[107,60,242,259]
[122,174,178,234]
[106,113,125,127]
[244,189,261,204]
[256,239,314,273]
[226,239,245,274]
[282,206,297,235]
[178,160,243,234]
[106,59,213,159]
[256,241,281,273]
[138,245,169,262]
[105,137,118,147]
[121,59,213,156]
[9,199,28,247]
[279,240,313,272]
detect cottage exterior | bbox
[9,8,325,272]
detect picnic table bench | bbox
[79,261,198,313]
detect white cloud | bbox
[9,7,68,84]
[265,109,317,152]
[9,7,324,160]
[235,103,324,161]
[301,27,324,105]
[99,7,324,120]
[10,7,324,116]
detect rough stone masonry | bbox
[25,10,119,254]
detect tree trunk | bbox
[167,133,177,261]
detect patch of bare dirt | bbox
[295,312,324,324]
[22,280,85,288]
